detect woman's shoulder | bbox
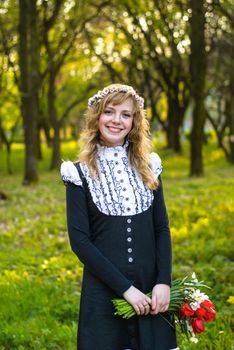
[149,152,163,178]
[60,160,83,186]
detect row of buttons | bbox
[126,218,133,263]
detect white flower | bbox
[191,289,208,301]
[192,272,198,283]
[189,289,208,310]
[186,320,193,332]
[190,301,200,311]
[190,336,199,343]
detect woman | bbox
[61,84,178,350]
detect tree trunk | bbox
[62,126,67,141]
[18,0,39,184]
[166,93,183,153]
[6,143,13,175]
[48,74,61,169]
[41,117,52,147]
[0,122,13,174]
[166,124,181,153]
[51,124,61,169]
[206,110,230,160]
[37,126,42,160]
[189,0,207,176]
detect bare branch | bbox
[42,0,65,32]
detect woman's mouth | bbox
[107,126,123,133]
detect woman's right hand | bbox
[122,286,151,316]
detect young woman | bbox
[61,84,179,350]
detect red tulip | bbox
[195,306,206,319]
[192,318,205,333]
[203,307,216,322]
[180,303,194,317]
[202,299,215,309]
[201,299,216,322]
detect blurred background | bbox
[0,0,233,349]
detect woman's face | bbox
[98,98,134,147]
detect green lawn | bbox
[0,141,233,349]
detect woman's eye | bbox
[104,110,112,114]
[123,114,131,118]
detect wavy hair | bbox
[79,87,159,190]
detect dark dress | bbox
[64,159,178,350]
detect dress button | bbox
[128,257,133,263]
[117,170,121,174]
[127,227,131,232]
[123,188,127,191]
[127,219,132,224]
[127,207,131,211]
[114,152,118,157]
[125,197,129,201]
[127,237,132,242]
[115,161,119,165]
[120,179,124,183]
[128,248,132,253]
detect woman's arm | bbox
[150,176,172,314]
[153,176,172,287]
[66,182,132,296]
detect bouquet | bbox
[112,273,216,343]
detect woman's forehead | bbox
[106,98,134,110]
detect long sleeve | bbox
[153,176,172,286]
[66,182,132,296]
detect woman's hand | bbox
[150,284,170,315]
[123,286,151,316]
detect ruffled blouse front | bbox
[60,143,162,216]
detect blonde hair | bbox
[79,85,159,190]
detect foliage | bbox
[0,139,233,349]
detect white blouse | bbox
[60,143,162,217]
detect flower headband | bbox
[88,84,144,109]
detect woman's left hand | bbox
[150,284,170,315]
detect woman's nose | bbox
[112,113,121,123]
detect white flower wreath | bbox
[88,84,144,109]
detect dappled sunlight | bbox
[206,148,225,162]
[191,217,209,232]
[12,143,24,151]
[61,140,78,153]
[40,256,83,283]
[171,225,188,240]
[0,269,30,285]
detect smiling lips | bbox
[107,126,123,133]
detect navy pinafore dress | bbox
[63,156,178,350]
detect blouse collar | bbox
[97,140,129,159]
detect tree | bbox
[189,0,207,176]
[18,0,40,184]
[205,0,234,163]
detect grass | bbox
[0,140,233,349]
